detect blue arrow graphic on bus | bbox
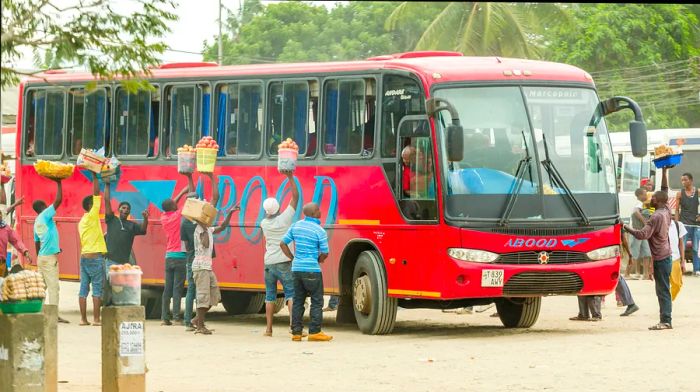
[129,180,177,212]
[561,238,589,248]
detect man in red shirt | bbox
[401,145,416,197]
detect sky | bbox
[13,0,342,69]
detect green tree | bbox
[203,1,441,65]
[547,4,700,129]
[386,2,572,58]
[1,0,178,91]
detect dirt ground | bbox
[51,274,700,392]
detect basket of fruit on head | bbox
[195,136,220,173]
[277,138,299,172]
[177,144,197,173]
[653,144,683,169]
[33,160,75,180]
[1,163,13,184]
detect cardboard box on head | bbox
[182,198,217,227]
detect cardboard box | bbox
[181,198,218,226]
[78,149,108,173]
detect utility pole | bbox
[218,0,223,65]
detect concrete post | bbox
[101,306,146,392]
[42,305,58,392]
[0,312,46,392]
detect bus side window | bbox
[115,87,155,157]
[323,78,375,156]
[26,89,65,157]
[68,88,110,156]
[380,75,425,158]
[164,85,203,158]
[267,81,310,156]
[215,82,263,157]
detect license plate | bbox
[481,269,504,287]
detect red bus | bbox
[15,51,647,334]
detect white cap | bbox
[263,198,280,215]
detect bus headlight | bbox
[586,246,620,261]
[448,248,499,263]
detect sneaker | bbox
[694,271,700,277]
[160,320,172,326]
[185,326,196,332]
[590,317,602,322]
[308,332,333,342]
[322,307,337,312]
[291,334,303,342]
[620,304,639,317]
[648,322,672,330]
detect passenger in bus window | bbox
[401,145,416,198]
[159,172,195,326]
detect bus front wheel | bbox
[221,292,266,315]
[352,251,397,335]
[495,297,541,328]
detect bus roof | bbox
[21,52,594,86]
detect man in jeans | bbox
[280,202,332,342]
[32,177,69,323]
[625,190,673,330]
[78,173,107,326]
[675,172,699,276]
[159,172,195,325]
[260,170,299,336]
[103,178,149,306]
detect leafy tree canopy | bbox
[547,4,700,129]
[1,0,178,91]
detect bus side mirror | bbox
[447,125,464,162]
[630,121,647,158]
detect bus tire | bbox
[257,297,286,314]
[495,297,541,328]
[352,250,397,335]
[140,289,163,320]
[221,292,266,315]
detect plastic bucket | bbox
[278,148,298,172]
[652,153,682,169]
[196,148,218,173]
[0,299,43,314]
[108,270,142,306]
[178,152,196,173]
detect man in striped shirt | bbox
[280,202,332,342]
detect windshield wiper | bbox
[499,131,533,226]
[540,134,590,226]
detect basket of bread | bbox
[0,269,46,314]
[652,144,683,169]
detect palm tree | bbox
[386,2,572,59]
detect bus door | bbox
[395,116,437,221]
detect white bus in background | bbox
[610,128,700,223]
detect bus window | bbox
[25,89,65,157]
[381,75,425,158]
[267,81,310,156]
[214,83,263,157]
[621,152,651,192]
[323,78,375,156]
[68,88,110,156]
[164,84,205,158]
[115,88,156,157]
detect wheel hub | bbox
[353,274,372,314]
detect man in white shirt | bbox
[260,171,299,337]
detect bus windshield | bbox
[435,85,617,223]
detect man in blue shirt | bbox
[281,202,332,342]
[32,178,68,323]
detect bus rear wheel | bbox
[257,297,286,314]
[221,292,266,315]
[495,297,541,328]
[352,251,397,335]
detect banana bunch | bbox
[1,270,46,301]
[34,160,75,180]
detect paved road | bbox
[53,276,700,392]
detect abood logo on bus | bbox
[505,238,590,248]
